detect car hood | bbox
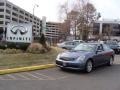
[59,50,92,59]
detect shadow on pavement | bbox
[58,63,120,75]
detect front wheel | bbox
[85,60,93,73]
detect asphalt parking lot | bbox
[0,55,120,90]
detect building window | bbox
[34,22,36,24]
[19,37,22,40]
[37,30,39,32]
[6,15,10,19]
[37,19,39,22]
[25,17,29,21]
[13,37,15,40]
[5,22,9,25]
[37,23,39,25]
[6,9,10,14]
[30,15,33,18]
[6,3,11,8]
[34,18,36,20]
[0,3,4,6]
[19,20,24,23]
[0,21,3,24]
[33,33,35,36]
[0,9,4,12]
[0,27,3,30]
[12,12,18,17]
[0,15,4,18]
[13,7,18,12]
[33,25,36,28]
[19,10,24,14]
[12,18,18,22]
[19,15,24,19]
[10,37,12,40]
[25,13,29,16]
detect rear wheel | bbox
[85,60,93,73]
[60,67,66,71]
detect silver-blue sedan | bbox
[56,43,115,73]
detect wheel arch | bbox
[87,58,94,65]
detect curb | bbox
[0,64,56,75]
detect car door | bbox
[93,44,105,66]
[99,44,109,64]
[103,44,113,63]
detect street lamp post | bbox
[32,4,39,39]
[74,20,77,40]
[33,4,39,17]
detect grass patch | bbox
[0,47,65,70]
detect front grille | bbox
[56,61,63,65]
[56,61,80,68]
[59,57,75,61]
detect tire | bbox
[115,50,119,54]
[85,60,93,73]
[60,67,66,71]
[108,57,114,66]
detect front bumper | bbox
[56,60,85,70]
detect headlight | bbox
[76,55,86,61]
[56,54,60,60]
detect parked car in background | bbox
[56,43,114,73]
[73,40,85,43]
[57,41,82,50]
[104,40,120,54]
[118,42,120,50]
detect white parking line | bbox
[34,72,55,80]
[0,76,5,80]
[56,76,68,80]
[7,75,17,80]
[15,74,30,80]
[25,73,43,80]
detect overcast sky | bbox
[8,0,120,22]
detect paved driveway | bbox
[0,55,120,90]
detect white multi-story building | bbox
[0,0,63,43]
[93,20,120,40]
[46,22,62,43]
[0,0,41,40]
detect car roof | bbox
[83,42,105,46]
[73,40,83,41]
[81,42,97,44]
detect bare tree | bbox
[58,1,69,22]
[58,1,79,40]
[76,0,100,40]
[58,0,100,40]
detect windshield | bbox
[73,43,96,52]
